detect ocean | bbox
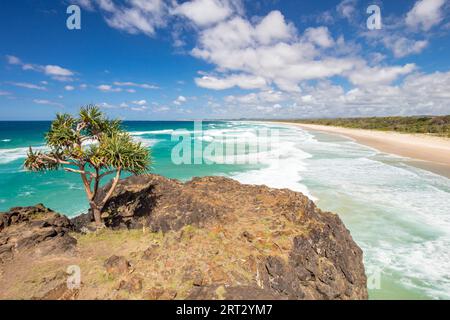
[0,120,449,299]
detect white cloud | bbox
[336,0,357,21]
[130,106,148,111]
[113,81,159,89]
[64,85,75,91]
[225,90,285,105]
[98,100,152,112]
[347,63,416,87]
[382,36,428,58]
[6,55,75,81]
[132,99,147,105]
[33,99,64,108]
[97,84,122,92]
[172,0,235,27]
[336,71,450,115]
[360,0,448,58]
[74,0,95,11]
[153,105,170,112]
[44,65,74,77]
[402,70,450,99]
[95,82,158,94]
[406,0,446,31]
[0,90,11,96]
[6,55,21,65]
[253,10,295,45]
[99,102,117,109]
[195,74,267,90]
[11,82,47,91]
[361,12,431,59]
[91,0,168,36]
[304,26,334,48]
[191,11,364,93]
[173,95,187,105]
[7,1,447,119]
[218,71,450,118]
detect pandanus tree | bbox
[24,105,151,226]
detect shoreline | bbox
[274,122,450,179]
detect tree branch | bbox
[40,154,71,165]
[101,167,121,207]
[92,167,100,202]
[78,165,94,201]
[99,170,116,179]
[64,168,89,175]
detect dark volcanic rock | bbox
[97,175,225,231]
[32,270,80,300]
[104,255,130,276]
[0,204,50,231]
[70,212,93,233]
[118,275,143,293]
[92,174,368,299]
[1,174,368,300]
[0,204,76,262]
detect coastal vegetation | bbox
[286,115,450,137]
[24,106,151,225]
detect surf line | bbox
[170,121,280,166]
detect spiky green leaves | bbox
[24,106,152,224]
[24,105,151,175]
[79,105,121,137]
[45,113,78,149]
[99,133,150,175]
[24,148,61,172]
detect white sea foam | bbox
[131,129,175,135]
[0,146,48,164]
[197,135,215,142]
[369,236,450,299]
[132,136,161,147]
[231,152,315,200]
[269,124,450,299]
[18,191,34,197]
[223,122,450,299]
[1,139,11,142]
[201,124,316,200]
[0,137,159,165]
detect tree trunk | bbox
[90,202,102,226]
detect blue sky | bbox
[0,0,449,120]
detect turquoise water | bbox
[1,120,449,299]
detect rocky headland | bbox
[0,174,368,300]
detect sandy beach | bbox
[277,122,450,179]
